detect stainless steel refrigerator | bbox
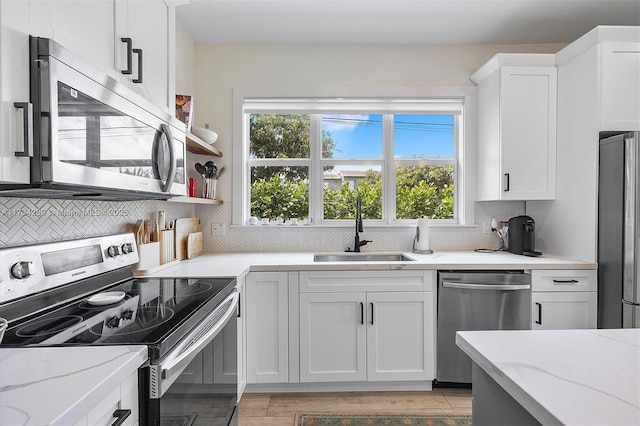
[598,132,640,328]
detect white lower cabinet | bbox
[246,271,290,384]
[531,270,597,330]
[299,291,433,382]
[298,270,435,383]
[299,292,366,382]
[74,371,139,426]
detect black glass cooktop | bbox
[0,276,235,360]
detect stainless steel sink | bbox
[313,253,415,262]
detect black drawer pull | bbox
[121,38,132,75]
[535,302,542,325]
[111,409,131,426]
[133,48,143,83]
[13,102,33,157]
[552,279,579,284]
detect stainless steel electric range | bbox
[0,233,238,426]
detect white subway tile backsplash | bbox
[0,197,194,247]
[1,197,524,253]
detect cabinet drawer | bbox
[531,270,597,292]
[300,270,434,292]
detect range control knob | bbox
[107,245,121,258]
[121,243,134,255]
[10,261,34,279]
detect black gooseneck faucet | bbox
[348,194,372,252]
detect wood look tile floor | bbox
[238,389,472,425]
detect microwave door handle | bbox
[13,102,33,157]
[159,124,176,192]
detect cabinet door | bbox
[237,278,247,398]
[531,292,597,330]
[49,0,117,78]
[115,0,172,111]
[0,1,32,183]
[80,371,138,426]
[246,272,289,383]
[367,292,434,381]
[500,66,557,200]
[600,42,640,131]
[299,292,367,383]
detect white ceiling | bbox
[175,0,640,45]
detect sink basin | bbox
[314,253,415,262]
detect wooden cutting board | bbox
[174,217,201,260]
[187,232,204,259]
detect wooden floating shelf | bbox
[168,196,223,205]
[186,132,222,156]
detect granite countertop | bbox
[0,345,148,426]
[456,329,640,425]
[138,250,597,279]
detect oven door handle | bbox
[159,291,238,380]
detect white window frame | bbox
[232,87,477,226]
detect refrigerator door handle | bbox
[623,133,640,306]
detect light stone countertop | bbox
[138,250,597,279]
[0,345,148,426]
[456,329,640,426]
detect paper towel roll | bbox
[415,218,430,252]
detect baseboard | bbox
[245,381,433,393]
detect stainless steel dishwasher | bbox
[436,271,531,385]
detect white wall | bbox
[187,42,565,252]
[175,21,196,96]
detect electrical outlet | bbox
[211,223,226,236]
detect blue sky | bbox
[322,114,454,159]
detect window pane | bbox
[394,114,454,158]
[322,114,382,159]
[323,166,382,220]
[251,166,309,220]
[395,165,454,219]
[249,114,310,159]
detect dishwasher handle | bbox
[442,281,531,291]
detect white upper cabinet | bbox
[0,0,32,183]
[600,42,640,131]
[115,0,175,112]
[472,54,557,201]
[0,0,175,184]
[48,0,117,78]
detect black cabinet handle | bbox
[360,302,364,325]
[370,302,374,325]
[110,409,131,426]
[553,279,579,284]
[13,102,33,157]
[237,295,241,318]
[535,302,542,325]
[133,48,143,83]
[504,173,510,192]
[121,38,132,75]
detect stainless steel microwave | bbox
[0,36,186,200]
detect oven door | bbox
[142,291,239,426]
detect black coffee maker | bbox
[507,215,542,257]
